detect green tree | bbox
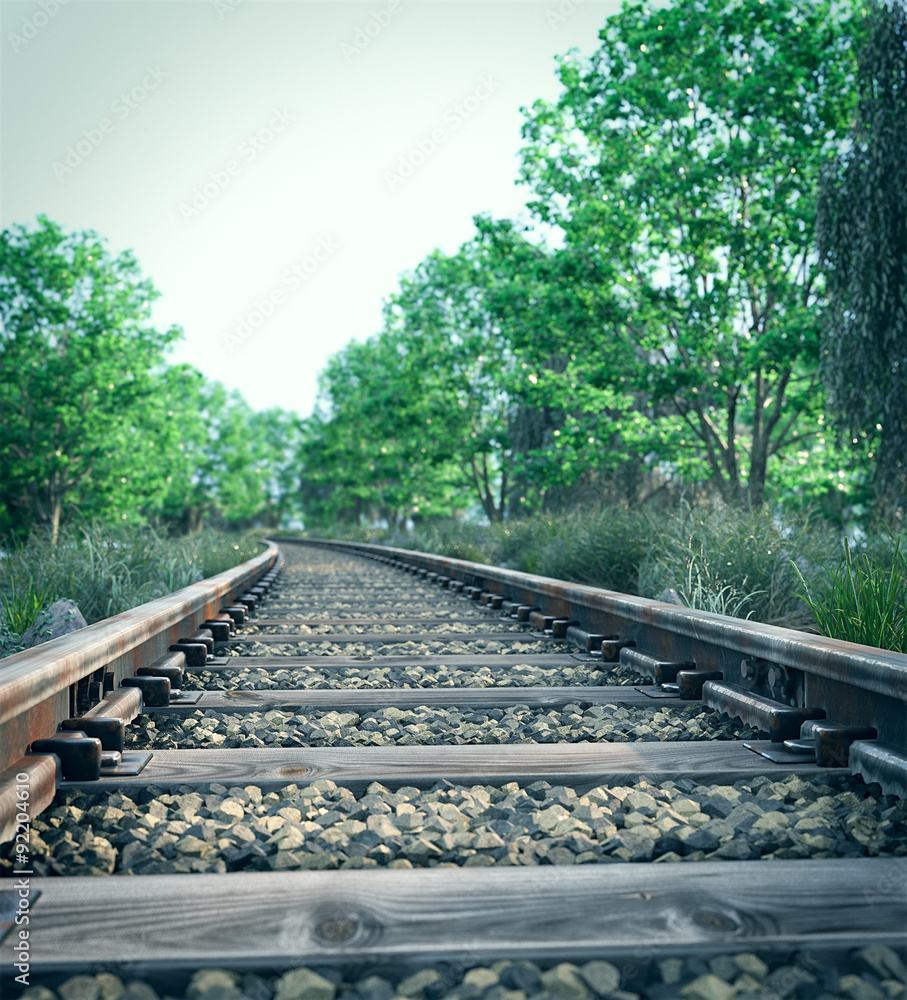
[0,217,185,540]
[160,381,303,531]
[300,335,466,530]
[817,0,907,511]
[519,0,864,505]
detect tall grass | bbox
[0,523,264,648]
[638,502,836,629]
[327,500,848,629]
[793,537,907,652]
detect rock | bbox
[398,969,443,997]
[707,956,738,982]
[121,984,159,1000]
[273,969,336,1000]
[215,799,245,823]
[732,954,768,979]
[462,969,498,989]
[21,989,58,1000]
[852,945,907,984]
[682,829,720,853]
[658,959,684,986]
[656,588,686,606]
[580,960,621,993]
[837,974,887,1000]
[540,963,593,1000]
[499,963,541,992]
[95,974,125,1000]
[187,970,241,997]
[356,976,394,1000]
[21,599,87,648]
[680,974,736,1000]
[58,978,100,1000]
[751,811,790,833]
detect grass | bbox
[0,523,264,656]
[793,536,907,652]
[302,501,907,650]
[321,501,853,629]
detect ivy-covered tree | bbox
[817,0,907,511]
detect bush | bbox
[638,501,839,628]
[530,508,651,595]
[0,523,264,646]
[793,536,907,651]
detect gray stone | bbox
[579,960,621,993]
[95,974,125,1000]
[58,980,100,1000]
[122,984,159,1000]
[356,977,393,1000]
[680,974,736,1000]
[655,588,686,606]
[21,988,58,1000]
[852,945,907,984]
[187,970,241,997]
[540,964,593,1000]
[273,969,335,1000]
[397,970,443,997]
[21,599,87,648]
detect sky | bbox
[1,0,623,417]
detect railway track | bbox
[1,538,906,999]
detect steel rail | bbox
[0,541,279,840]
[296,538,907,770]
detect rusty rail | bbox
[0,541,278,840]
[297,538,907,766]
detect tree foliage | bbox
[518,0,863,506]
[0,217,301,538]
[817,0,907,507]
[304,0,868,527]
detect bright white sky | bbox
[1,0,621,416]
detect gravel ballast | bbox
[128,704,763,750]
[183,661,647,691]
[15,946,907,1000]
[4,773,905,878]
[225,639,576,658]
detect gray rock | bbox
[21,599,87,648]
[540,964,592,1000]
[656,588,686,606]
[852,945,907,983]
[579,960,621,993]
[273,969,335,1000]
[186,970,241,998]
[58,978,99,1000]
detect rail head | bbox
[0,540,279,773]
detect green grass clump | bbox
[639,502,838,628]
[0,523,264,652]
[530,507,650,595]
[793,537,907,652]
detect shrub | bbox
[792,536,907,651]
[635,501,839,628]
[0,523,264,646]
